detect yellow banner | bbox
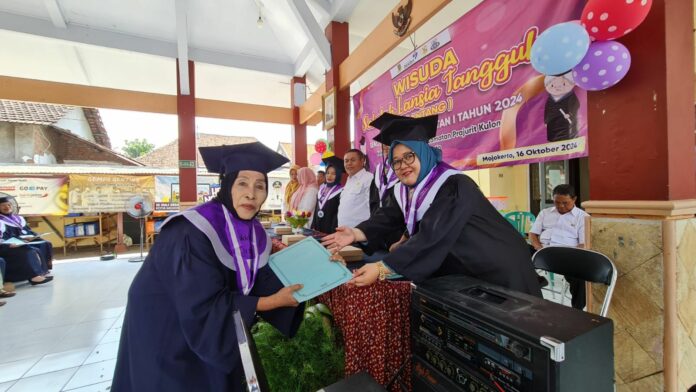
[0,177,68,215]
[68,175,155,213]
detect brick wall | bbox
[54,128,132,165]
[82,108,112,149]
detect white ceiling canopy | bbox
[0,0,483,109]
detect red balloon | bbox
[314,140,327,154]
[581,0,652,41]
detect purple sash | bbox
[374,162,399,203]
[394,163,460,235]
[161,201,270,295]
[0,213,26,229]
[317,184,343,211]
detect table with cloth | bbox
[267,228,413,392]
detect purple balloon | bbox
[572,41,631,91]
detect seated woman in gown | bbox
[0,223,53,286]
[0,196,53,272]
[112,142,305,392]
[323,113,541,296]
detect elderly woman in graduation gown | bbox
[311,156,344,234]
[323,113,541,296]
[112,142,305,392]
[0,196,53,272]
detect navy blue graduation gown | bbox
[112,217,305,392]
[0,246,43,282]
[368,184,402,251]
[1,223,52,271]
[357,175,542,296]
[311,194,340,234]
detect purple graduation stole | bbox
[161,201,270,295]
[0,213,27,232]
[393,163,460,235]
[374,162,399,203]
[316,184,343,212]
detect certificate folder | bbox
[269,237,352,302]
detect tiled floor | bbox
[0,255,142,392]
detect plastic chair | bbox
[532,246,618,317]
[504,211,536,236]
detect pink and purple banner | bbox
[353,0,588,171]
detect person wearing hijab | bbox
[0,197,53,286]
[0,196,53,272]
[311,156,344,234]
[112,142,305,392]
[322,113,541,296]
[283,164,301,213]
[289,168,319,224]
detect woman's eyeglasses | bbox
[390,152,416,170]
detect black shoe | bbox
[0,301,5,307]
[0,291,16,298]
[30,276,54,286]
[537,275,549,287]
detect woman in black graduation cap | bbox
[311,156,344,234]
[323,113,541,296]
[112,142,305,392]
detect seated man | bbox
[529,184,588,309]
[0,196,53,271]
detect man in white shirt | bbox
[337,149,373,228]
[529,184,589,309]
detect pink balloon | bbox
[581,0,652,41]
[572,41,631,91]
[310,152,322,165]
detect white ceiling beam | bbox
[294,42,315,77]
[43,0,67,29]
[72,47,92,85]
[308,0,331,15]
[0,11,295,76]
[287,0,331,70]
[331,0,360,22]
[174,0,189,95]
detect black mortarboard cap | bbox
[370,113,438,145]
[0,195,14,204]
[321,156,344,173]
[199,142,289,175]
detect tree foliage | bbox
[122,138,155,158]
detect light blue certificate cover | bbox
[269,237,352,302]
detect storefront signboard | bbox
[68,175,155,213]
[0,176,69,215]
